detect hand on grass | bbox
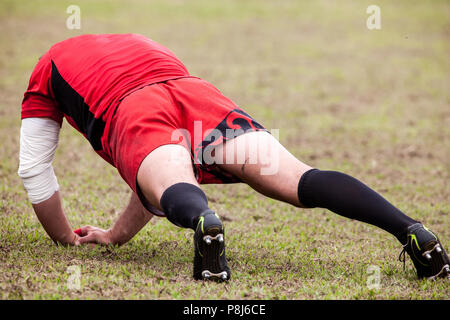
[77,225,114,246]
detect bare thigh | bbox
[214,131,312,207]
[137,144,199,211]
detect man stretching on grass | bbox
[18,34,449,281]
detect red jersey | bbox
[21,34,191,159]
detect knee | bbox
[297,168,321,208]
[160,182,210,229]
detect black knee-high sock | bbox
[160,182,210,230]
[298,169,418,244]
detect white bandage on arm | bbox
[18,118,61,204]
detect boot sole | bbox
[194,227,230,281]
[422,243,450,280]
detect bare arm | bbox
[79,192,153,246]
[109,191,153,245]
[32,191,79,245]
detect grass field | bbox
[0,0,449,300]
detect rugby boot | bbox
[193,210,231,281]
[399,223,450,280]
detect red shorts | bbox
[108,77,266,214]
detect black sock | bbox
[160,182,210,230]
[298,169,418,244]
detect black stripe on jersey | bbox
[50,60,106,151]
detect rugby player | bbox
[18,34,449,281]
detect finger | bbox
[78,232,98,244]
[80,225,96,237]
[80,226,90,237]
